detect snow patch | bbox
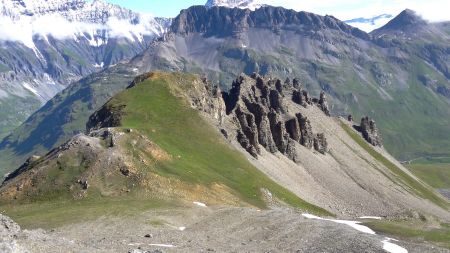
[302,214,408,253]
[128,243,176,248]
[302,214,375,234]
[360,216,383,220]
[22,82,39,96]
[93,62,104,68]
[193,201,207,207]
[148,243,176,248]
[383,238,408,253]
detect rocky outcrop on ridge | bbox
[222,74,330,161]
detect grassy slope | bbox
[0,94,41,140]
[407,163,450,189]
[2,73,331,228]
[108,73,330,214]
[342,121,450,248]
[367,220,450,249]
[340,122,449,209]
[3,198,169,229]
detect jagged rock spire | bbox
[222,74,329,162]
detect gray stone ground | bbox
[1,207,449,253]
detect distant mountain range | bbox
[205,0,395,32]
[0,0,170,139]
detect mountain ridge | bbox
[1,5,449,181]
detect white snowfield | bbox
[302,214,408,253]
[302,214,376,234]
[383,238,408,253]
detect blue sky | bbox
[106,0,206,17]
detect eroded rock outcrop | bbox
[222,74,329,162]
[318,91,330,116]
[314,133,328,154]
[359,117,382,146]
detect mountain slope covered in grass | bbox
[0,73,330,223]
[2,72,448,227]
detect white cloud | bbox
[0,13,160,48]
[345,14,394,32]
[0,16,35,48]
[106,15,161,41]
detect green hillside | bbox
[100,72,328,212]
[1,73,331,227]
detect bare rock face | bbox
[268,111,288,154]
[297,113,314,149]
[359,117,382,146]
[237,129,258,157]
[235,106,260,157]
[292,90,305,106]
[318,91,330,116]
[292,89,315,108]
[314,133,328,154]
[222,74,329,162]
[190,78,227,124]
[285,118,301,142]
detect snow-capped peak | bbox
[0,0,170,49]
[1,0,137,23]
[1,0,85,20]
[205,0,263,10]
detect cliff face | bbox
[222,74,330,161]
[171,5,369,40]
